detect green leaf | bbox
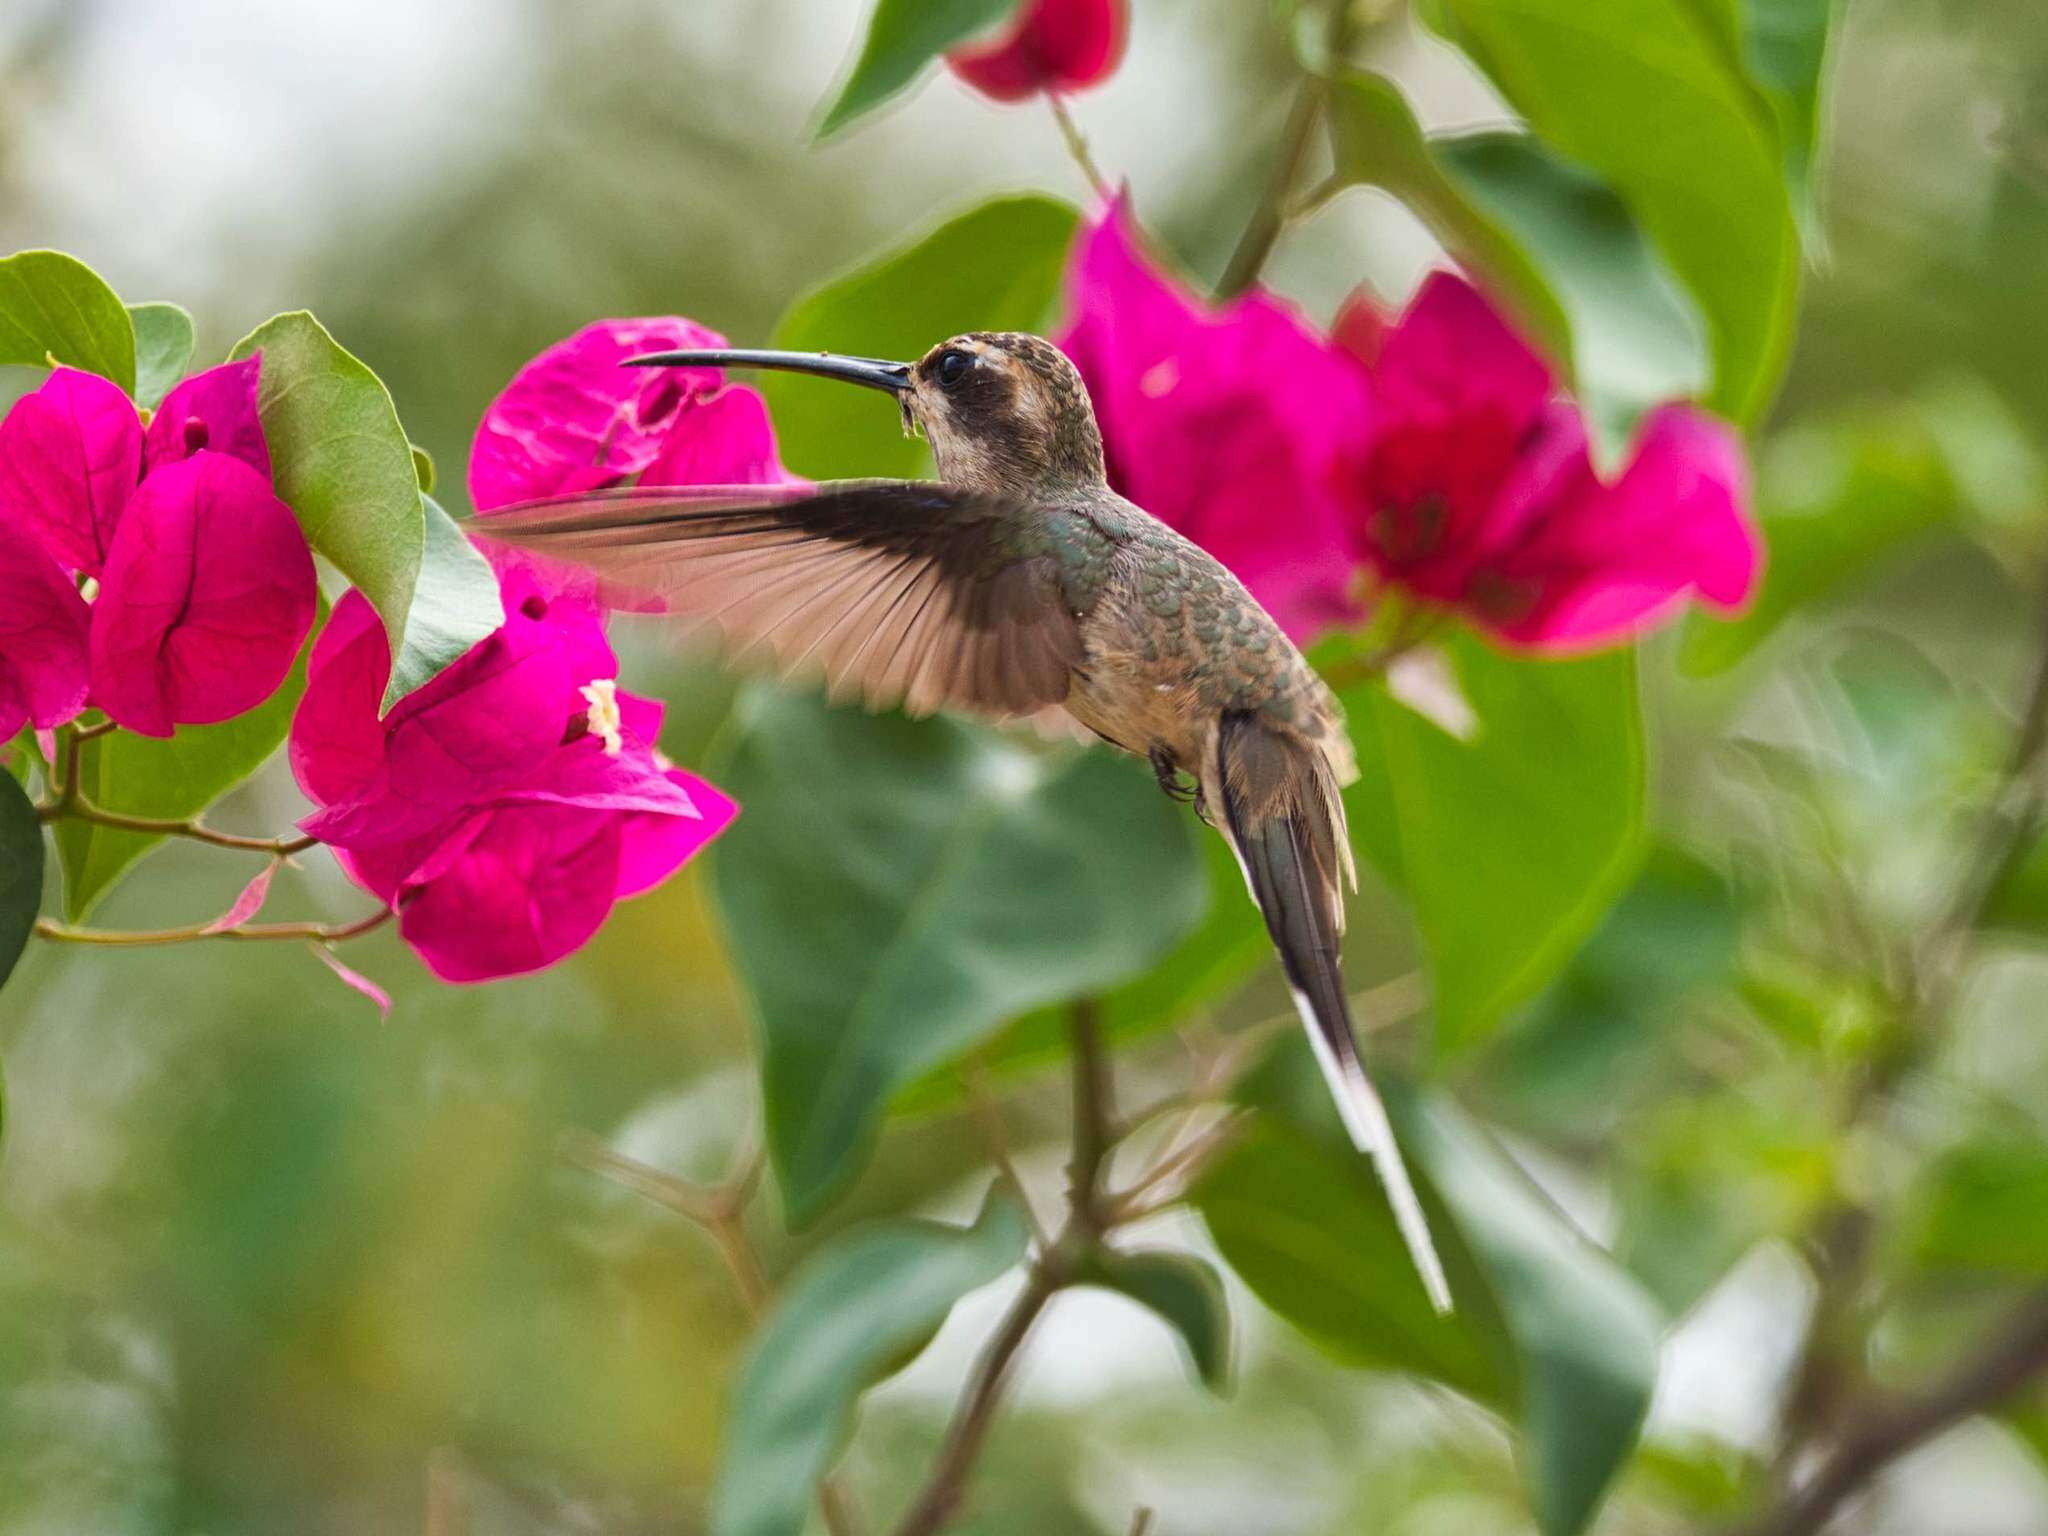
[1201,1045,1662,1536]
[712,687,1206,1223]
[710,1191,1030,1536]
[1327,76,1708,465]
[1085,1248,1235,1393]
[0,249,135,391]
[410,444,436,494]
[1985,835,2048,937]
[228,312,448,708]
[1487,846,1743,1132]
[1909,1138,2048,1274]
[1426,0,1801,423]
[1615,1091,1830,1313]
[763,196,1079,482]
[0,770,42,997]
[894,830,1269,1111]
[381,496,503,706]
[1736,0,1841,237]
[54,605,322,920]
[1678,406,1958,675]
[127,301,196,410]
[1335,633,1646,1054]
[815,0,1026,137]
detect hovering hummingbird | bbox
[480,331,1452,1312]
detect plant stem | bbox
[1214,0,1356,300]
[1046,94,1108,199]
[34,907,391,947]
[38,797,318,856]
[1215,75,1326,301]
[1066,996,1114,1230]
[889,1266,1061,1536]
[890,1001,1119,1536]
[556,1130,770,1312]
[1737,1288,2048,1536]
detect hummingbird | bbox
[480,331,1452,1312]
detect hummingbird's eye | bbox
[934,349,973,387]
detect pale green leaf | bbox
[127,301,196,410]
[0,249,135,391]
[815,0,1026,137]
[713,687,1206,1223]
[228,312,440,707]
[381,496,503,706]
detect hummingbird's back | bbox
[1059,491,1357,788]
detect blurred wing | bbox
[475,481,1087,720]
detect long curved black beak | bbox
[623,347,913,394]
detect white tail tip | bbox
[1297,996,1454,1315]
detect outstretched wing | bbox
[474,481,1093,720]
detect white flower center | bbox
[580,678,623,755]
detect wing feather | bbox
[475,482,1091,720]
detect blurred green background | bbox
[8,0,2048,1531]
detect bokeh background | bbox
[7,0,2048,1532]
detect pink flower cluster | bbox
[290,571,735,982]
[285,316,781,982]
[1057,202,1760,651]
[0,359,316,740]
[309,226,1752,980]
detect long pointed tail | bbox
[1212,713,1453,1315]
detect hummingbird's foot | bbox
[1149,744,1199,805]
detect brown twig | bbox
[556,1128,770,1314]
[1737,1288,2048,1536]
[34,907,391,947]
[425,1448,465,1536]
[37,796,319,856]
[961,1062,1049,1249]
[890,1001,1120,1536]
[1758,583,2048,1496]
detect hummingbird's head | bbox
[900,332,1105,495]
[620,331,1106,497]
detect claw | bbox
[1149,744,1199,805]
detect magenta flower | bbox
[289,572,736,983]
[1333,272,1759,652]
[946,0,1127,102]
[0,367,141,577]
[0,359,316,737]
[469,317,796,513]
[1056,200,1368,642]
[0,528,91,740]
[87,453,316,736]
